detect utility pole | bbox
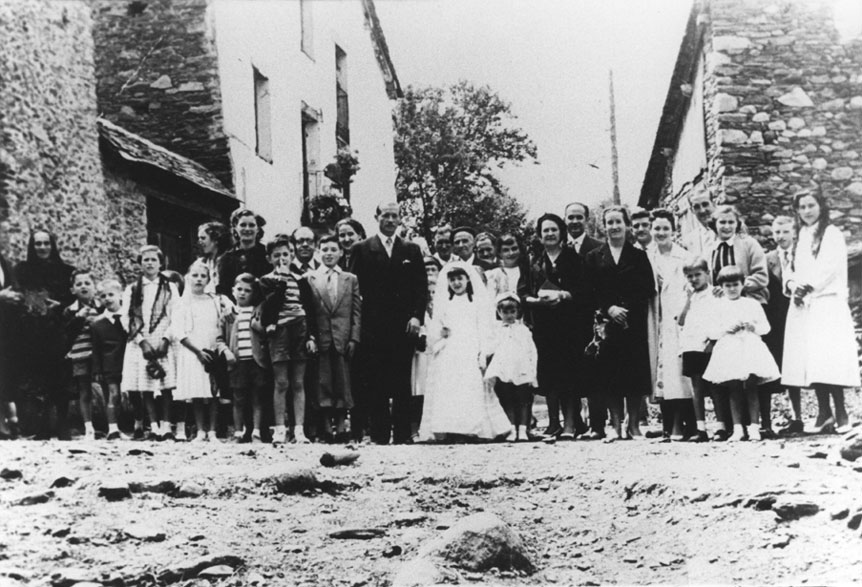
[609,69,621,205]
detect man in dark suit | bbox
[349,203,427,444]
[564,202,602,258]
[564,202,602,434]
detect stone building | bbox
[90,0,403,236]
[640,0,862,288]
[0,1,114,275]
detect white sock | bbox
[696,420,706,432]
[84,421,95,434]
[134,419,144,431]
[733,424,745,436]
[715,422,726,431]
[274,425,286,436]
[252,428,261,438]
[108,423,119,433]
[176,422,186,436]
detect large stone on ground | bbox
[98,482,131,502]
[176,481,205,498]
[839,429,862,462]
[13,490,54,506]
[773,500,820,521]
[50,568,98,587]
[158,554,244,583]
[272,466,319,494]
[418,513,534,573]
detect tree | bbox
[394,81,538,239]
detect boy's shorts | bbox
[98,374,123,386]
[229,359,269,401]
[267,319,308,363]
[71,359,92,378]
[682,351,711,378]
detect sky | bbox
[375,0,693,217]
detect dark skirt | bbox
[598,321,651,398]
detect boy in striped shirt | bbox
[259,237,318,445]
[222,273,268,442]
[63,269,101,440]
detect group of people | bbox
[0,188,857,445]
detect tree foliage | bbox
[393,81,538,239]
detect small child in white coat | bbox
[171,260,225,441]
[484,292,538,442]
[702,265,779,441]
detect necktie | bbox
[385,237,393,257]
[327,271,337,305]
[782,250,790,269]
[713,242,733,282]
[114,314,123,330]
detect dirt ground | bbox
[2,395,862,587]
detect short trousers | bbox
[268,319,308,363]
[682,351,711,378]
[229,359,269,401]
[71,360,92,378]
[97,374,123,386]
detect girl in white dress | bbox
[703,266,779,441]
[172,260,224,441]
[484,292,538,442]
[782,192,859,434]
[419,261,512,442]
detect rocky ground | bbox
[2,398,862,587]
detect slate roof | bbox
[97,118,234,199]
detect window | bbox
[301,105,321,224]
[253,67,272,163]
[300,0,313,58]
[335,45,349,147]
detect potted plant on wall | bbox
[305,147,359,233]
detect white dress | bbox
[419,270,512,440]
[782,224,860,388]
[647,244,692,400]
[172,293,221,401]
[702,297,779,385]
[484,321,538,387]
[120,279,179,394]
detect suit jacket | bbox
[708,235,769,304]
[90,313,127,378]
[306,269,361,354]
[764,249,790,350]
[569,235,603,259]
[349,234,427,351]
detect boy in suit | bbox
[91,279,130,440]
[765,216,802,435]
[306,235,361,441]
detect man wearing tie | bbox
[765,216,801,435]
[290,227,320,276]
[564,202,602,258]
[349,203,427,444]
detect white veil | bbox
[432,260,493,357]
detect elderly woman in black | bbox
[520,213,592,440]
[15,230,76,439]
[584,206,655,442]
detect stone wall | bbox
[101,163,148,285]
[0,0,115,277]
[89,0,233,189]
[703,0,862,243]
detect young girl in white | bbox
[172,260,224,441]
[484,292,538,442]
[121,245,179,441]
[702,265,779,441]
[418,262,512,442]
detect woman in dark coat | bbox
[217,209,273,300]
[15,230,76,439]
[520,213,593,439]
[0,245,22,438]
[584,206,655,442]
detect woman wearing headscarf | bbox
[15,230,76,438]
